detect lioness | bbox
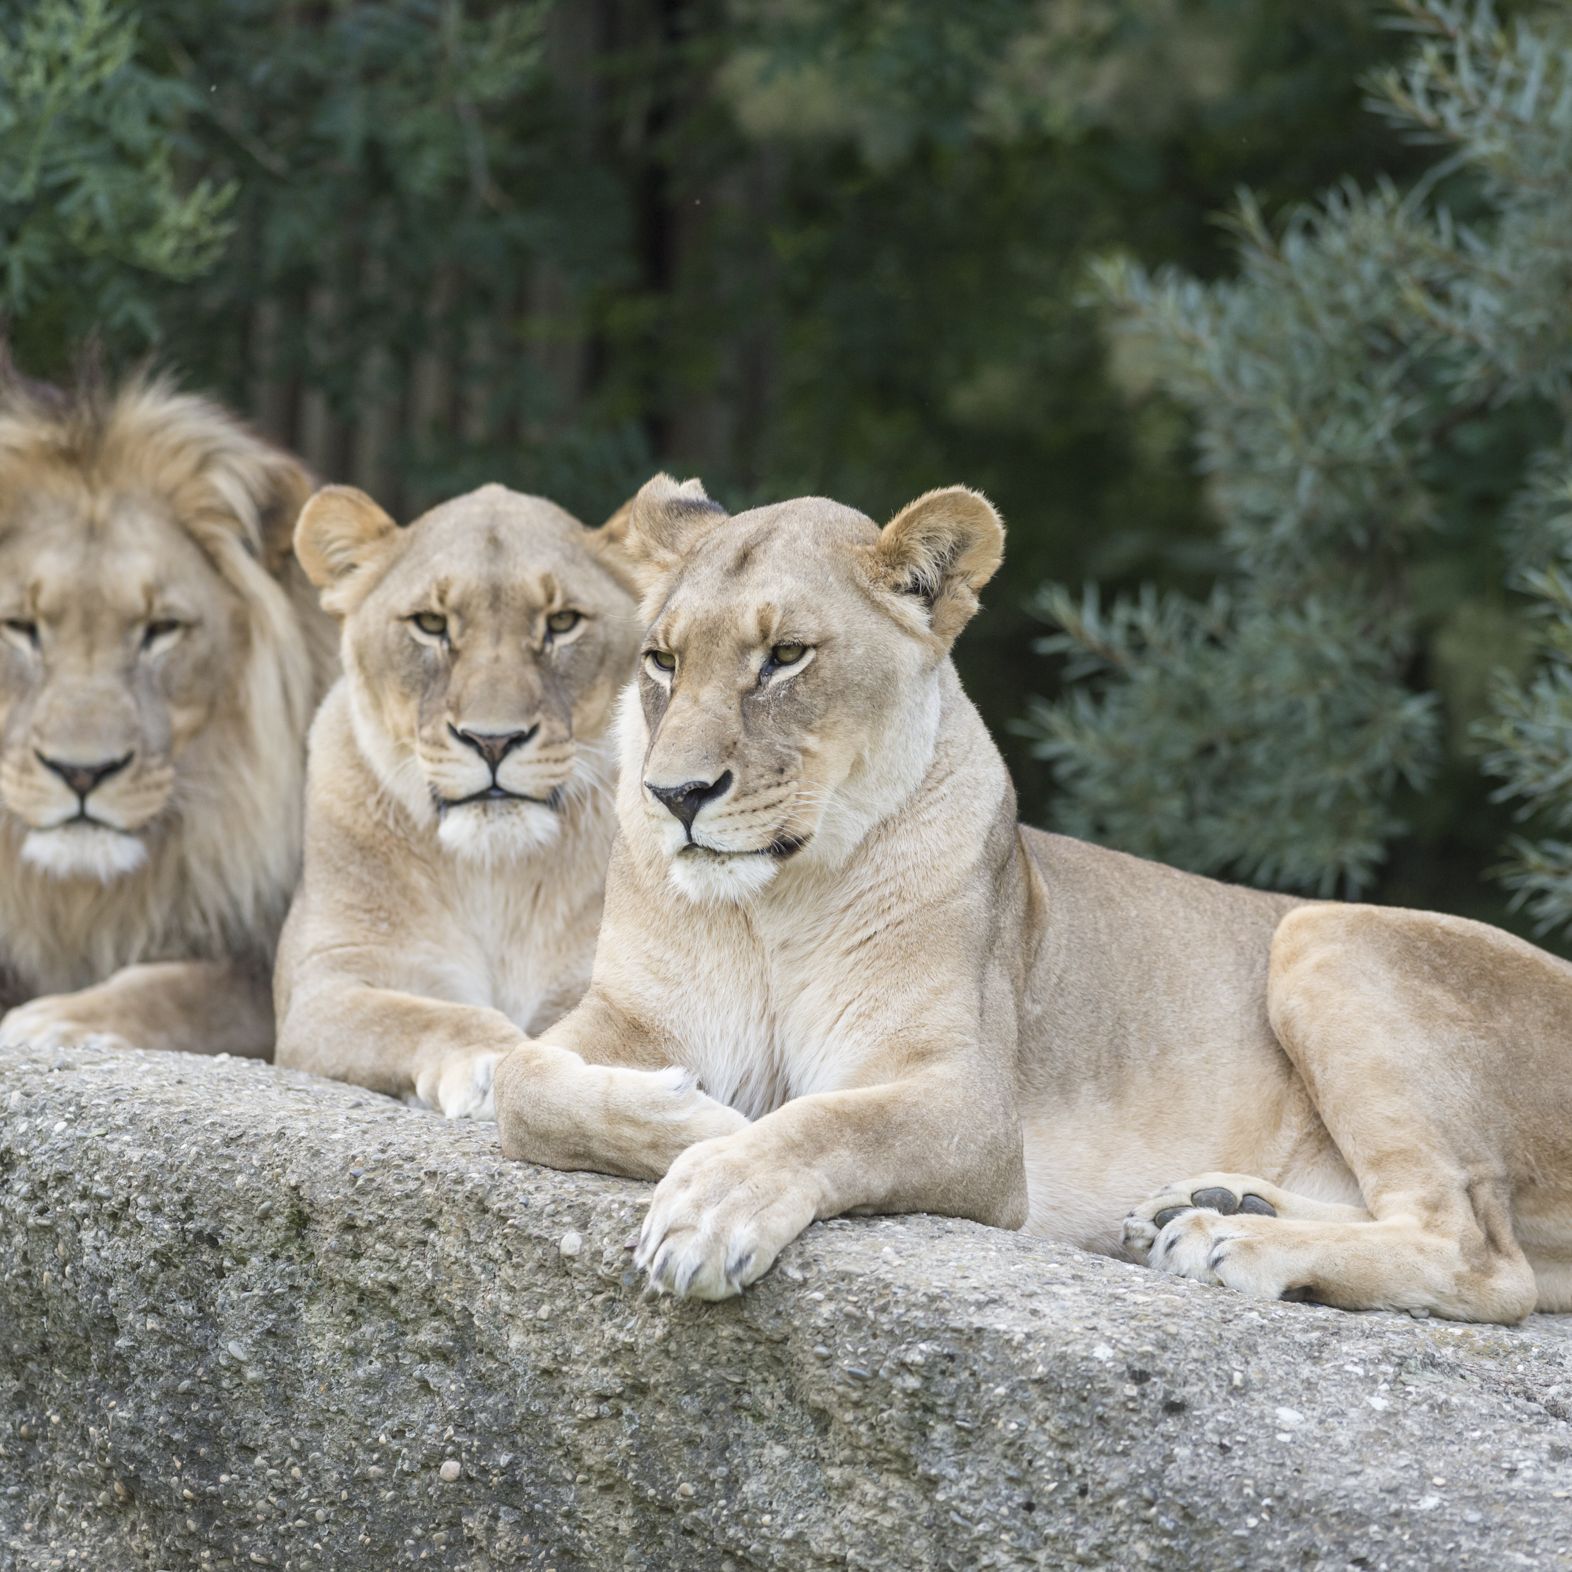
[493,474,1572,1324]
[273,483,639,1116]
[0,368,335,1058]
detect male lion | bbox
[272,483,639,1117]
[493,474,1572,1324]
[0,369,335,1058]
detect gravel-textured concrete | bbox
[2,1042,1570,1572]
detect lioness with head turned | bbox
[495,474,1572,1324]
[0,368,334,1058]
[273,482,639,1116]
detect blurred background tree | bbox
[3,0,1569,943]
[1023,0,1572,942]
[0,0,233,358]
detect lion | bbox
[0,368,335,1059]
[271,482,641,1117]
[491,474,1572,1324]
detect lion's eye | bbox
[411,612,448,639]
[3,618,38,648]
[769,643,808,667]
[546,610,582,637]
[141,619,184,652]
[645,649,676,674]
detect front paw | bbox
[636,1066,752,1143]
[0,996,133,1054]
[634,1134,818,1300]
[415,1049,500,1120]
[496,1048,749,1174]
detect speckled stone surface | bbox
[1,1043,1570,1571]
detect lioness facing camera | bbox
[0,368,335,1058]
[274,483,639,1116]
[494,474,1572,1324]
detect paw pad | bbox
[1190,1186,1241,1215]
[1152,1187,1277,1232]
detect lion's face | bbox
[298,483,639,861]
[0,503,250,880]
[0,379,317,888]
[617,476,1004,903]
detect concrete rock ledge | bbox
[2,1045,1571,1572]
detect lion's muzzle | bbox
[645,769,734,837]
[34,749,134,810]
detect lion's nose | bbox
[449,724,538,771]
[645,770,733,833]
[36,751,133,800]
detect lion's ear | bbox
[585,491,642,597]
[867,486,1004,645]
[598,493,636,548]
[294,485,400,615]
[618,473,728,588]
[255,449,315,577]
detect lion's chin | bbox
[435,800,561,864]
[21,824,150,883]
[667,847,781,906]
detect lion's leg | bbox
[1130,905,1559,1323]
[276,982,529,1118]
[1123,1170,1368,1257]
[1119,1173,1512,1314]
[494,989,748,1179]
[633,1062,1027,1301]
[0,959,275,1059]
[1128,1204,1536,1319]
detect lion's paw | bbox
[633,1135,817,1300]
[1122,1172,1280,1259]
[0,996,135,1055]
[633,1066,752,1139]
[1139,1208,1303,1301]
[416,1049,500,1121]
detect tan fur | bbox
[0,370,335,1058]
[495,476,1572,1321]
[273,483,641,1116]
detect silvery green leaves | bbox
[1480,460,1572,932]
[1023,584,1439,898]
[1027,0,1572,913]
[0,0,235,347]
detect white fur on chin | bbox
[21,825,150,882]
[435,801,562,862]
[667,849,780,905]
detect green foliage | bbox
[143,0,633,507]
[1,0,649,506]
[0,0,233,359]
[721,0,1242,158]
[1024,0,1572,927]
[1025,585,1439,895]
[1479,461,1572,928]
[0,0,1413,563]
